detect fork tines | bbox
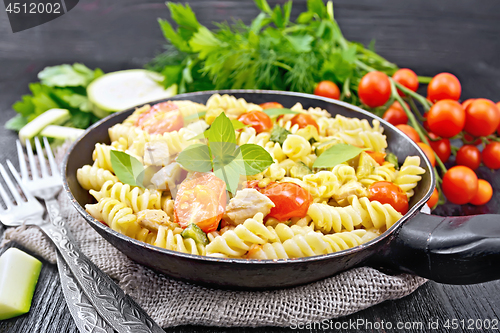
[17,137,59,180]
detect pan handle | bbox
[372,212,500,284]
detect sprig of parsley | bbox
[148,0,398,106]
[6,63,103,131]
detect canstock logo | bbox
[4,0,79,32]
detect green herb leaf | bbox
[262,108,298,118]
[231,119,248,130]
[285,35,314,53]
[38,63,98,88]
[110,150,145,188]
[386,152,399,170]
[214,159,243,194]
[312,143,367,169]
[176,143,213,172]
[255,0,272,14]
[184,111,206,123]
[269,126,291,145]
[167,3,200,31]
[240,144,274,175]
[207,112,236,144]
[189,26,222,59]
[5,114,28,131]
[158,19,191,53]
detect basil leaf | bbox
[214,159,244,194]
[110,150,145,188]
[240,144,274,175]
[183,111,206,122]
[263,108,298,118]
[210,141,240,171]
[312,143,367,169]
[176,143,212,172]
[231,119,248,130]
[208,112,236,144]
[269,126,291,145]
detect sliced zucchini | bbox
[181,224,209,245]
[19,108,70,145]
[40,125,85,141]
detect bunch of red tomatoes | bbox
[314,70,500,208]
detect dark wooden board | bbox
[1,0,500,332]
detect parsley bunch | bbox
[148,0,398,106]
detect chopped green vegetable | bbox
[290,162,312,179]
[386,152,399,170]
[0,248,42,320]
[19,108,70,144]
[40,125,85,141]
[313,143,367,169]
[269,126,291,145]
[181,224,209,245]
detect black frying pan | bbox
[63,90,500,290]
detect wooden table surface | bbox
[1,1,500,332]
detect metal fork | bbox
[13,137,164,333]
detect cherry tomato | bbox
[455,145,481,170]
[462,98,475,110]
[428,133,451,163]
[314,80,340,100]
[427,100,465,138]
[358,71,391,108]
[470,179,493,206]
[262,182,313,221]
[427,73,461,102]
[290,113,319,131]
[396,124,420,142]
[464,98,500,137]
[392,68,419,96]
[442,166,478,205]
[260,102,283,109]
[368,181,409,214]
[417,142,436,167]
[427,188,439,209]
[174,172,226,233]
[135,102,183,134]
[238,110,273,133]
[383,101,408,126]
[366,151,386,166]
[482,142,500,169]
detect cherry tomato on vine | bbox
[383,101,408,126]
[392,68,419,96]
[470,179,493,206]
[464,98,500,137]
[260,102,283,109]
[482,142,500,169]
[396,124,420,142]
[462,98,475,110]
[366,151,386,166]
[174,172,226,233]
[314,80,340,100]
[368,181,409,214]
[358,71,391,108]
[428,133,451,163]
[238,110,273,133]
[262,182,313,221]
[455,145,481,170]
[290,113,319,131]
[427,73,461,102]
[427,100,465,138]
[427,188,439,209]
[442,166,478,205]
[417,142,436,167]
[135,101,183,134]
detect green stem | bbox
[354,59,377,73]
[389,78,447,175]
[394,81,433,110]
[272,61,293,72]
[342,77,351,98]
[407,97,425,122]
[417,76,432,84]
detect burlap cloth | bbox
[0,145,427,328]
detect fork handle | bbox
[40,198,165,333]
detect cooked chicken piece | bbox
[137,209,171,232]
[150,162,182,191]
[143,140,170,166]
[333,182,368,205]
[185,119,209,136]
[224,188,275,225]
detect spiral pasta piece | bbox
[77,165,118,191]
[90,180,162,213]
[92,143,116,171]
[237,127,271,146]
[282,135,311,159]
[205,213,279,257]
[395,156,426,198]
[302,171,340,199]
[347,195,402,230]
[152,225,206,255]
[358,162,397,188]
[307,202,363,233]
[85,197,137,234]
